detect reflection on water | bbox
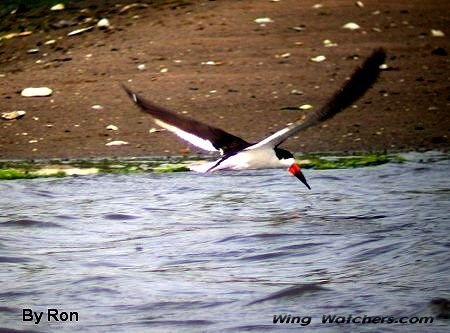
[1,152,449,332]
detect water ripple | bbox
[239,251,293,261]
[0,152,449,332]
[247,283,329,305]
[0,256,33,263]
[103,213,139,220]
[0,219,62,228]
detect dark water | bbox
[1,152,449,332]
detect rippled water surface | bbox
[1,152,449,332]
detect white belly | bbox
[219,149,283,170]
[189,147,292,172]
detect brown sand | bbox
[0,0,449,160]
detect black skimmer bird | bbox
[123,48,386,189]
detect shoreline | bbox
[0,145,447,164]
[2,150,448,180]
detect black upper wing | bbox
[122,84,251,155]
[248,48,387,149]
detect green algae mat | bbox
[0,153,404,180]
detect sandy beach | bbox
[0,0,449,160]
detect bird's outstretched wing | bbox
[122,84,251,155]
[249,48,386,150]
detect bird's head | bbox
[275,148,311,190]
[288,162,311,190]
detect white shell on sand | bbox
[67,26,95,37]
[50,3,65,11]
[21,87,53,97]
[342,22,361,30]
[201,60,224,66]
[1,110,26,120]
[106,124,119,131]
[119,3,149,14]
[149,127,166,133]
[97,18,111,29]
[299,104,313,110]
[323,39,338,47]
[105,140,128,146]
[310,55,326,62]
[0,31,32,41]
[431,29,445,37]
[254,17,274,24]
